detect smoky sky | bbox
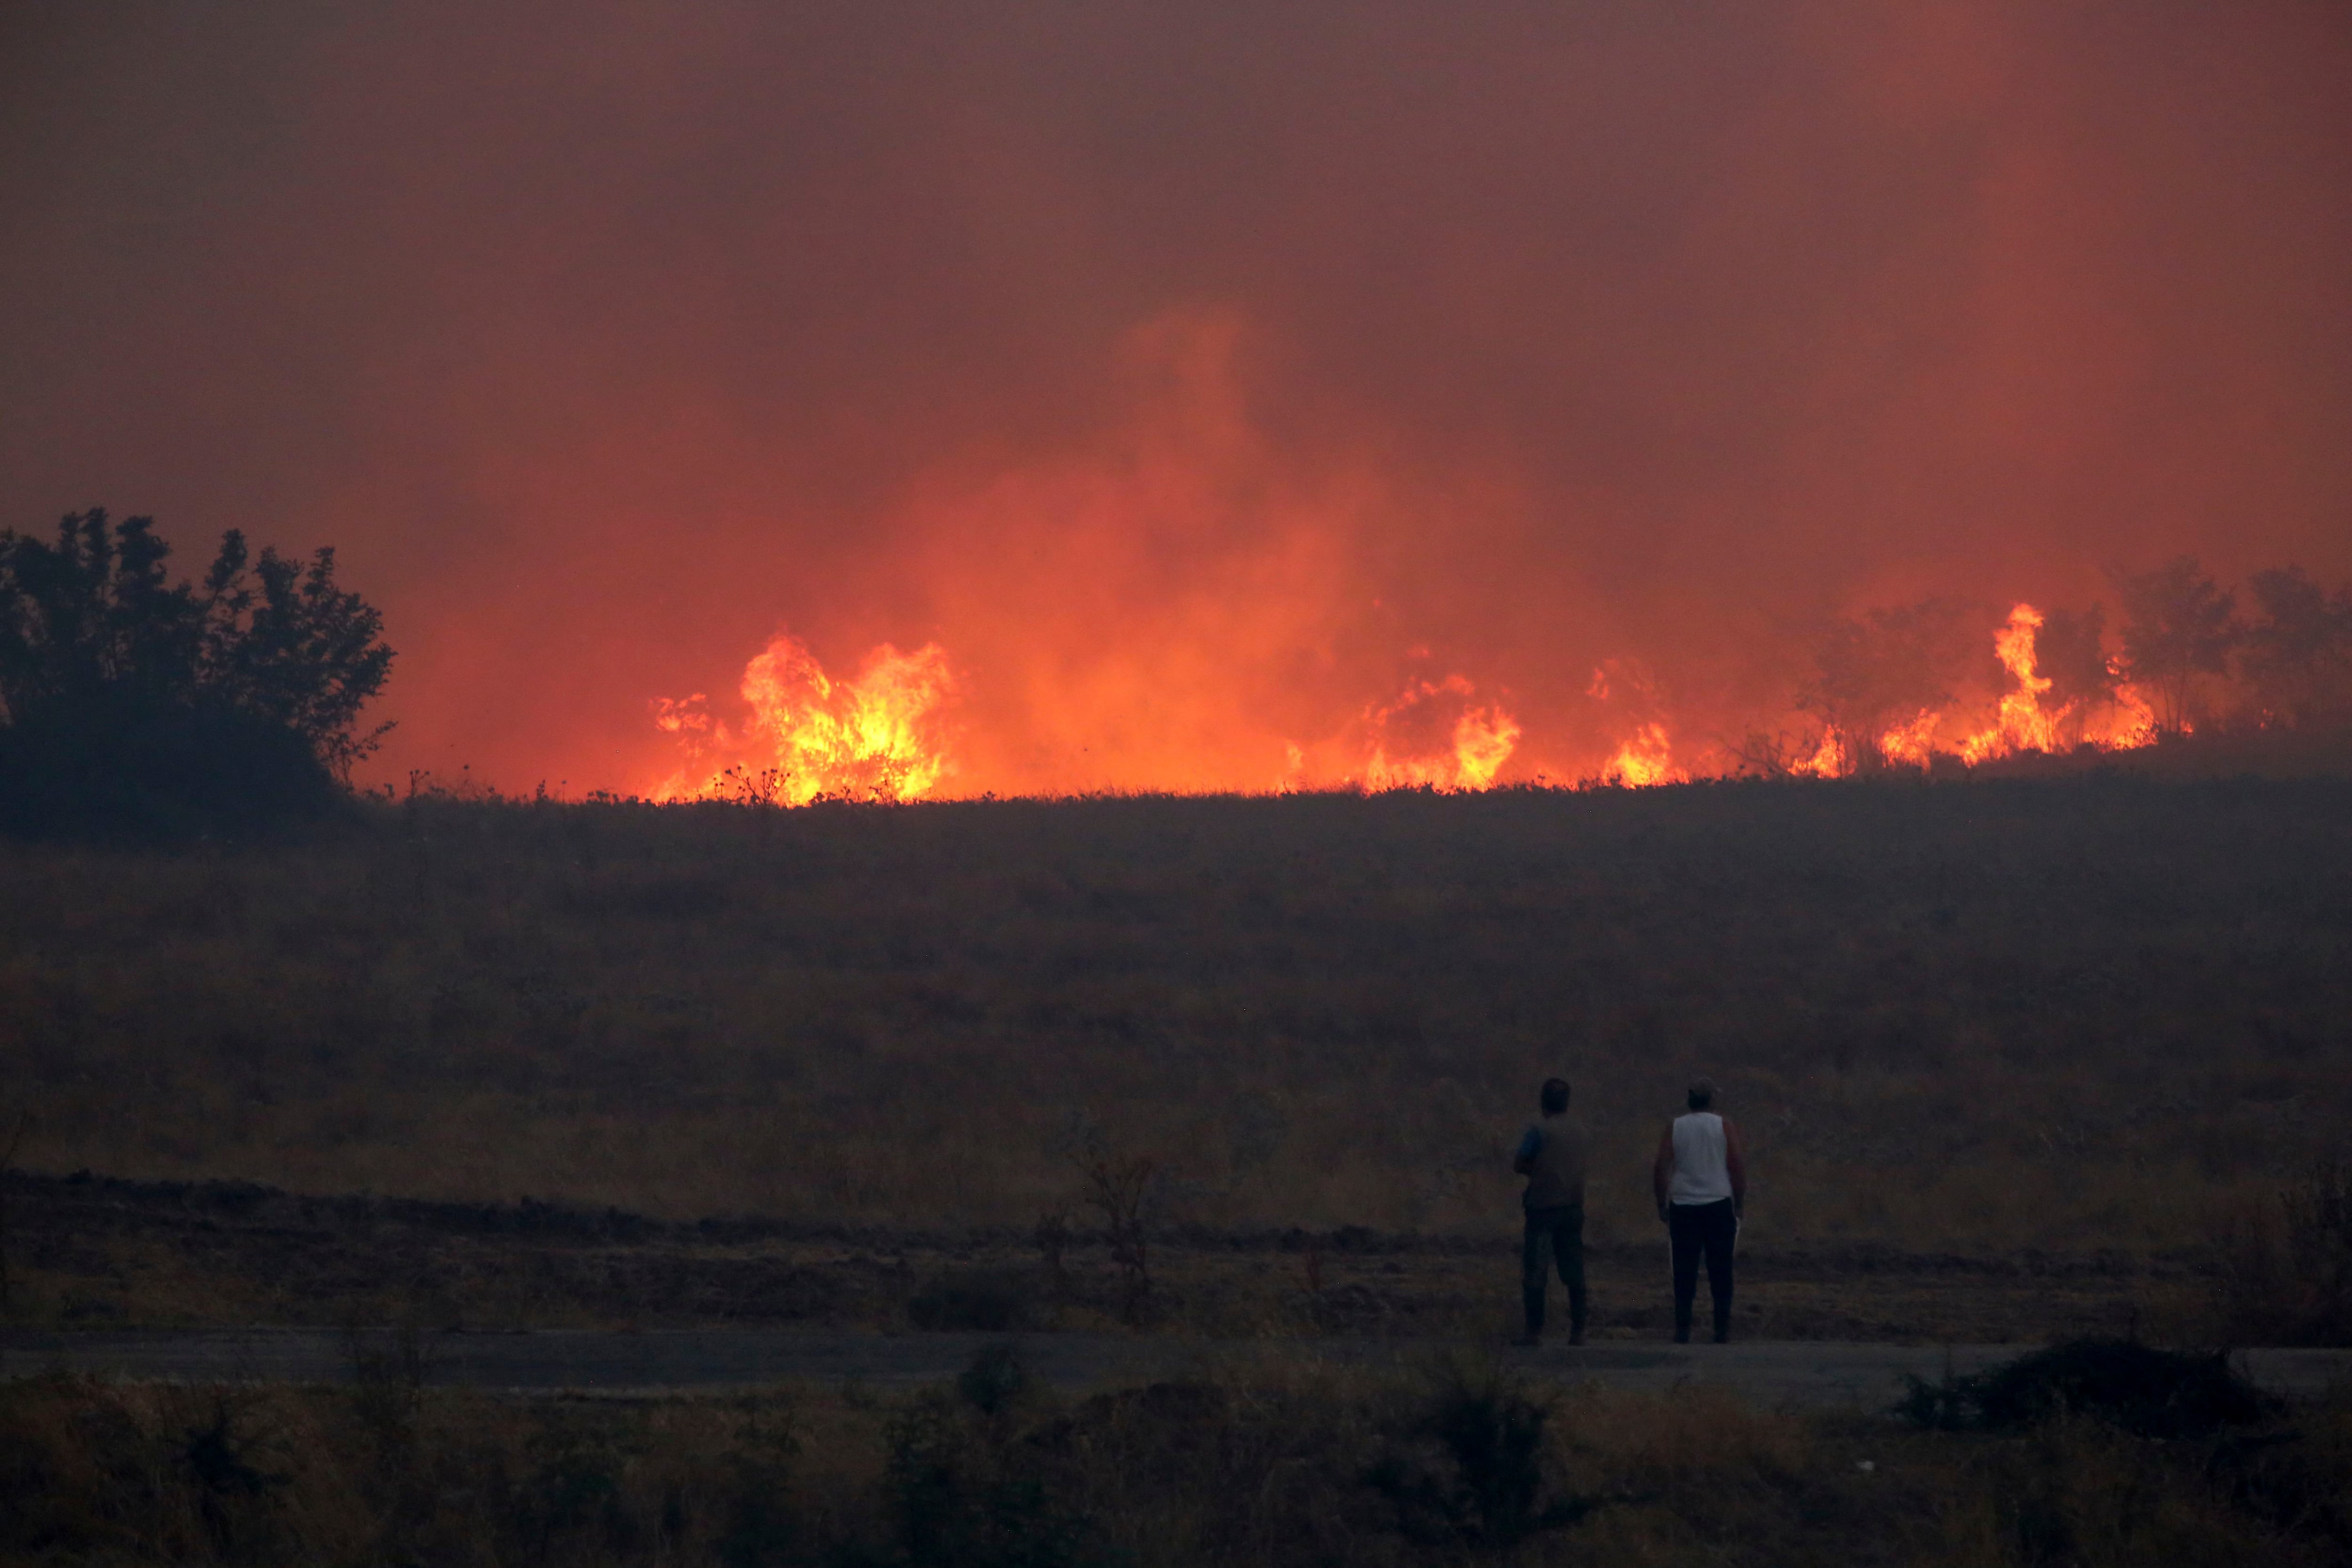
[4,1,2348,791]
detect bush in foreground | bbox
[1897,1338,2272,1440]
[0,509,392,839]
[4,1344,2351,1566]
[2213,1162,2352,1346]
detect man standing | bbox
[1511,1076,1590,1346]
[1653,1078,1746,1344]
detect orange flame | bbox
[1879,708,1942,768]
[659,633,1528,803]
[2098,678,2160,749]
[1846,601,2162,773]
[1359,674,1521,790]
[1958,604,2060,763]
[1599,722,1685,787]
[649,596,2175,804]
[1586,659,1688,786]
[610,326,2194,805]
[653,633,955,804]
[1793,734,1847,778]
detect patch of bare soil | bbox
[2,1170,2201,1342]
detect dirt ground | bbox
[2,1170,2204,1344]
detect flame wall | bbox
[3,2,2348,795]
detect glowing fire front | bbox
[657,640,1524,802]
[1563,601,2160,782]
[1599,722,1682,787]
[1958,605,2062,764]
[1949,603,2156,764]
[653,634,956,804]
[649,599,2165,804]
[1587,662,1689,787]
[1871,603,2152,772]
[1359,675,1521,791]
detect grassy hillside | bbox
[2,774,2347,1253]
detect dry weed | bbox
[0,780,2346,1266]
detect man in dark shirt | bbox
[1511,1076,1591,1346]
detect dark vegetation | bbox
[0,510,392,840]
[0,774,2347,1271]
[2214,1160,2352,1346]
[4,1342,2350,1566]
[1898,1339,2271,1440]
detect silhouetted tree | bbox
[2112,557,2238,736]
[0,509,393,837]
[2034,605,2117,748]
[1797,599,1974,772]
[2240,565,2352,729]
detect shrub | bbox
[876,1387,1106,1568]
[715,1405,800,1568]
[0,509,391,839]
[1364,1353,1605,1548]
[958,1342,1031,1418]
[907,1268,1047,1333]
[1898,1339,2271,1440]
[2215,1161,2352,1346]
[516,1406,650,1560]
[181,1393,288,1554]
[0,696,339,839]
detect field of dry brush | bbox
[2,774,2346,1269]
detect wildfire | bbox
[1879,708,1942,769]
[602,324,2285,807]
[2104,686,2161,749]
[1948,603,2161,766]
[647,599,2174,805]
[1584,660,1688,786]
[1958,605,2061,764]
[1589,602,2163,786]
[1599,722,1684,787]
[1793,735,1847,778]
[657,633,1530,802]
[1857,602,2161,774]
[1358,674,1521,790]
[652,633,956,804]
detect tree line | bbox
[0,509,394,838]
[1794,557,2352,771]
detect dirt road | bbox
[6,1329,2346,1409]
[7,1170,2208,1347]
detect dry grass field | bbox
[1,768,2349,1338]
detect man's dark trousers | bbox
[1522,1204,1587,1338]
[1669,1198,1738,1343]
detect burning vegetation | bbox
[652,635,956,805]
[653,557,2352,804]
[1355,674,1522,794]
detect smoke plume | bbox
[4,2,2347,793]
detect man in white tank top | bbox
[1651,1078,1746,1344]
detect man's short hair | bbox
[1686,1078,1716,1111]
[1540,1077,1571,1115]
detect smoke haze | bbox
[5,1,2348,792]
